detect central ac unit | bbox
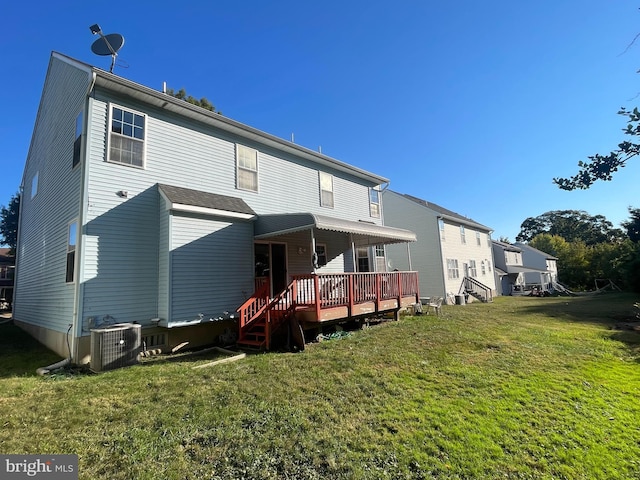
[90,323,142,372]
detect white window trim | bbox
[319,171,334,208]
[369,188,380,218]
[236,144,259,192]
[106,103,147,169]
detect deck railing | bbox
[292,271,419,317]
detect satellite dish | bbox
[91,34,125,56]
[89,24,125,73]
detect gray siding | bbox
[169,214,254,323]
[81,186,159,325]
[14,56,91,333]
[87,92,378,222]
[158,204,170,322]
[79,90,382,325]
[382,190,445,297]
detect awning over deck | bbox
[254,213,417,245]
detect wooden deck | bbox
[237,272,419,349]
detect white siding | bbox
[382,190,496,298]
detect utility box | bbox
[455,294,466,305]
[90,323,141,372]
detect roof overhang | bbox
[506,265,549,274]
[254,213,416,245]
[158,184,256,220]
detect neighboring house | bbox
[491,241,525,296]
[15,52,418,362]
[514,242,558,290]
[382,191,496,303]
[492,241,558,295]
[0,248,15,310]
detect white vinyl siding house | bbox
[14,52,416,362]
[382,191,496,302]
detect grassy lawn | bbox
[1,294,639,479]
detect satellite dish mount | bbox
[89,24,125,73]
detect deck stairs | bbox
[462,276,493,303]
[237,281,296,350]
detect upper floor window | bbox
[476,231,481,246]
[31,172,39,199]
[481,261,486,275]
[369,189,380,218]
[66,221,78,283]
[439,218,445,241]
[236,144,258,191]
[73,111,83,168]
[460,225,466,244]
[486,233,491,248]
[109,105,145,167]
[319,172,334,208]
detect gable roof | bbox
[492,240,522,253]
[514,242,558,260]
[158,184,256,220]
[50,52,388,187]
[395,192,492,232]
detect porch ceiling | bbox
[254,213,416,245]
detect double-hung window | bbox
[109,105,145,167]
[439,218,445,241]
[369,188,380,218]
[460,225,466,244]
[319,172,334,208]
[476,231,481,246]
[236,144,258,191]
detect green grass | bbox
[1,294,639,479]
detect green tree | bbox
[166,88,220,114]
[621,207,640,242]
[0,192,20,254]
[516,210,624,245]
[554,107,640,190]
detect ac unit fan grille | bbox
[90,324,141,372]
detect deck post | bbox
[348,274,354,317]
[375,273,381,312]
[314,274,321,321]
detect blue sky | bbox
[1,1,639,242]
